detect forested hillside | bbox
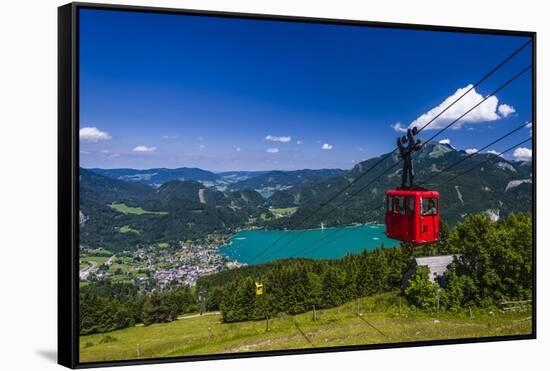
[201,213,532,322]
[79,213,532,333]
[79,168,269,251]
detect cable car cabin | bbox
[385,189,440,244]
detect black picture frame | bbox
[58,2,537,368]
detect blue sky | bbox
[79,9,533,171]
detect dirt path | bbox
[177,312,220,320]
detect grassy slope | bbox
[109,203,168,215]
[269,207,299,218]
[79,293,531,363]
[119,225,140,234]
[80,256,110,266]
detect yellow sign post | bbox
[255,282,264,296]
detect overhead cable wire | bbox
[417,120,532,186]
[266,65,531,260]
[250,41,532,263]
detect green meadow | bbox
[109,203,168,216]
[80,255,110,266]
[79,292,531,363]
[119,225,140,234]
[269,207,299,218]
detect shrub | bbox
[99,335,117,344]
[404,266,440,311]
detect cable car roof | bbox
[385,189,439,197]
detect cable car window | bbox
[407,197,415,215]
[391,196,406,215]
[421,198,438,216]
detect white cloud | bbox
[198,144,206,150]
[439,139,451,145]
[235,147,241,152]
[498,104,516,118]
[513,147,532,161]
[465,148,478,155]
[391,122,407,133]
[100,150,119,158]
[296,140,303,145]
[410,85,502,130]
[266,148,279,154]
[487,150,502,157]
[322,143,333,150]
[103,151,119,158]
[80,127,111,141]
[265,135,291,143]
[162,135,178,139]
[133,145,156,152]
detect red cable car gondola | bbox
[385,189,439,244]
[385,127,440,244]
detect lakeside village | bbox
[79,233,245,290]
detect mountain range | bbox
[225,169,345,192]
[89,167,343,194]
[80,142,532,251]
[267,142,532,228]
[89,167,229,187]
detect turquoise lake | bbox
[219,225,399,265]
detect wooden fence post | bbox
[399,297,402,315]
